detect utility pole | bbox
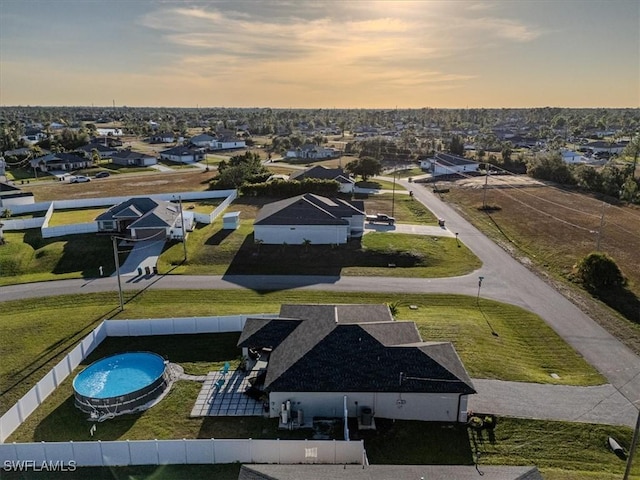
[596,201,606,251]
[179,196,187,262]
[482,168,489,210]
[623,408,640,480]
[111,236,124,311]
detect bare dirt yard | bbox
[22,170,219,202]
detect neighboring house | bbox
[289,166,355,194]
[159,145,206,164]
[561,150,588,164]
[238,304,476,424]
[420,153,480,177]
[95,197,193,241]
[286,143,340,160]
[149,132,182,144]
[20,128,47,144]
[30,153,93,172]
[253,193,365,245]
[3,147,32,158]
[76,143,118,159]
[211,135,246,151]
[111,150,157,167]
[238,464,543,480]
[90,136,123,148]
[189,133,217,148]
[585,141,627,155]
[0,182,35,207]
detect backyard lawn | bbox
[0,289,628,479]
[0,291,604,417]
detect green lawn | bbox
[47,208,106,226]
[0,291,603,417]
[0,291,625,479]
[361,417,639,479]
[0,231,113,282]
[1,195,451,282]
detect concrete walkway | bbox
[364,222,455,237]
[116,239,166,276]
[468,379,637,427]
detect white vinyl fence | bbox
[8,190,237,216]
[0,315,272,443]
[1,438,364,467]
[5,190,237,238]
[0,314,365,466]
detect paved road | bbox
[469,380,636,427]
[2,178,640,425]
[402,179,640,411]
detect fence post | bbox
[211,438,216,464]
[182,439,187,464]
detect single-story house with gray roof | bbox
[30,152,93,172]
[95,197,193,240]
[0,182,35,207]
[420,153,480,177]
[111,149,157,167]
[289,166,355,193]
[253,193,365,245]
[238,304,475,424]
[159,145,206,164]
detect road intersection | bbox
[1,178,639,427]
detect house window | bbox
[101,221,116,230]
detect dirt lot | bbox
[21,170,219,202]
[442,174,640,349]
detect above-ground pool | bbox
[73,352,170,417]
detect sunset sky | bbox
[1,0,638,108]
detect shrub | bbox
[576,252,626,291]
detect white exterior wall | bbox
[269,391,468,423]
[254,224,348,245]
[338,182,355,194]
[213,141,245,150]
[433,163,479,177]
[345,214,365,237]
[0,195,35,207]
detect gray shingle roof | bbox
[254,194,364,226]
[289,166,353,184]
[239,464,543,480]
[240,304,475,395]
[95,197,181,229]
[111,150,155,160]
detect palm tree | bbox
[302,238,311,253]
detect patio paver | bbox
[190,369,265,417]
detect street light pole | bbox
[111,236,124,311]
[476,276,484,305]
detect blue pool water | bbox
[73,352,166,399]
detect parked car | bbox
[70,175,91,183]
[94,171,110,178]
[366,213,395,225]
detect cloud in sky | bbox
[0,0,637,107]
